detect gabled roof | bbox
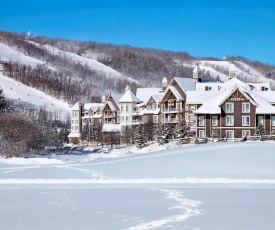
[119,89,140,103]
[217,86,257,107]
[83,103,103,112]
[195,85,275,115]
[111,93,124,106]
[174,77,196,92]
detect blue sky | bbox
[1,0,275,64]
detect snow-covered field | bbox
[1,141,275,229]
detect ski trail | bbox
[0,166,41,175]
[127,189,202,230]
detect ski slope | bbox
[0,73,70,119]
[0,42,45,67]
[182,60,274,86]
[1,141,275,229]
[30,41,139,84]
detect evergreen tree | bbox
[0,88,9,112]
[135,125,146,148]
[81,124,89,141]
[176,121,190,138]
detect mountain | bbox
[1,30,275,117]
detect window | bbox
[121,116,124,122]
[258,115,264,126]
[212,115,218,126]
[147,106,150,110]
[153,115,158,123]
[125,104,130,113]
[272,116,275,126]
[242,130,250,137]
[242,103,250,113]
[152,104,157,110]
[199,116,205,126]
[226,130,234,139]
[120,104,124,113]
[126,116,130,123]
[198,130,205,138]
[226,116,234,126]
[242,116,250,126]
[226,103,234,113]
[72,111,78,118]
[74,126,79,131]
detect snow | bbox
[0,73,70,119]
[174,77,196,92]
[136,88,160,104]
[0,43,45,67]
[102,124,121,132]
[119,89,140,103]
[30,42,139,84]
[1,141,275,229]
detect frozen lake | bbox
[1,141,275,229]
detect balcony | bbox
[162,118,180,123]
[162,107,182,113]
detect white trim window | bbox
[199,115,205,126]
[226,130,234,139]
[153,115,158,123]
[272,116,275,126]
[242,130,250,137]
[198,130,205,138]
[242,103,250,113]
[125,104,130,114]
[226,103,234,113]
[226,116,234,126]
[153,104,158,110]
[212,115,218,126]
[242,116,250,126]
[120,104,124,113]
[126,116,130,123]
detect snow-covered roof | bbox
[193,65,202,73]
[173,77,196,93]
[119,89,140,103]
[102,124,121,132]
[83,103,102,112]
[68,132,81,138]
[187,91,220,104]
[162,77,168,83]
[194,85,275,115]
[229,64,238,72]
[195,82,223,91]
[107,101,117,111]
[220,78,250,91]
[111,93,123,106]
[72,102,81,110]
[247,83,271,91]
[136,88,160,104]
[253,91,275,103]
[169,86,184,100]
